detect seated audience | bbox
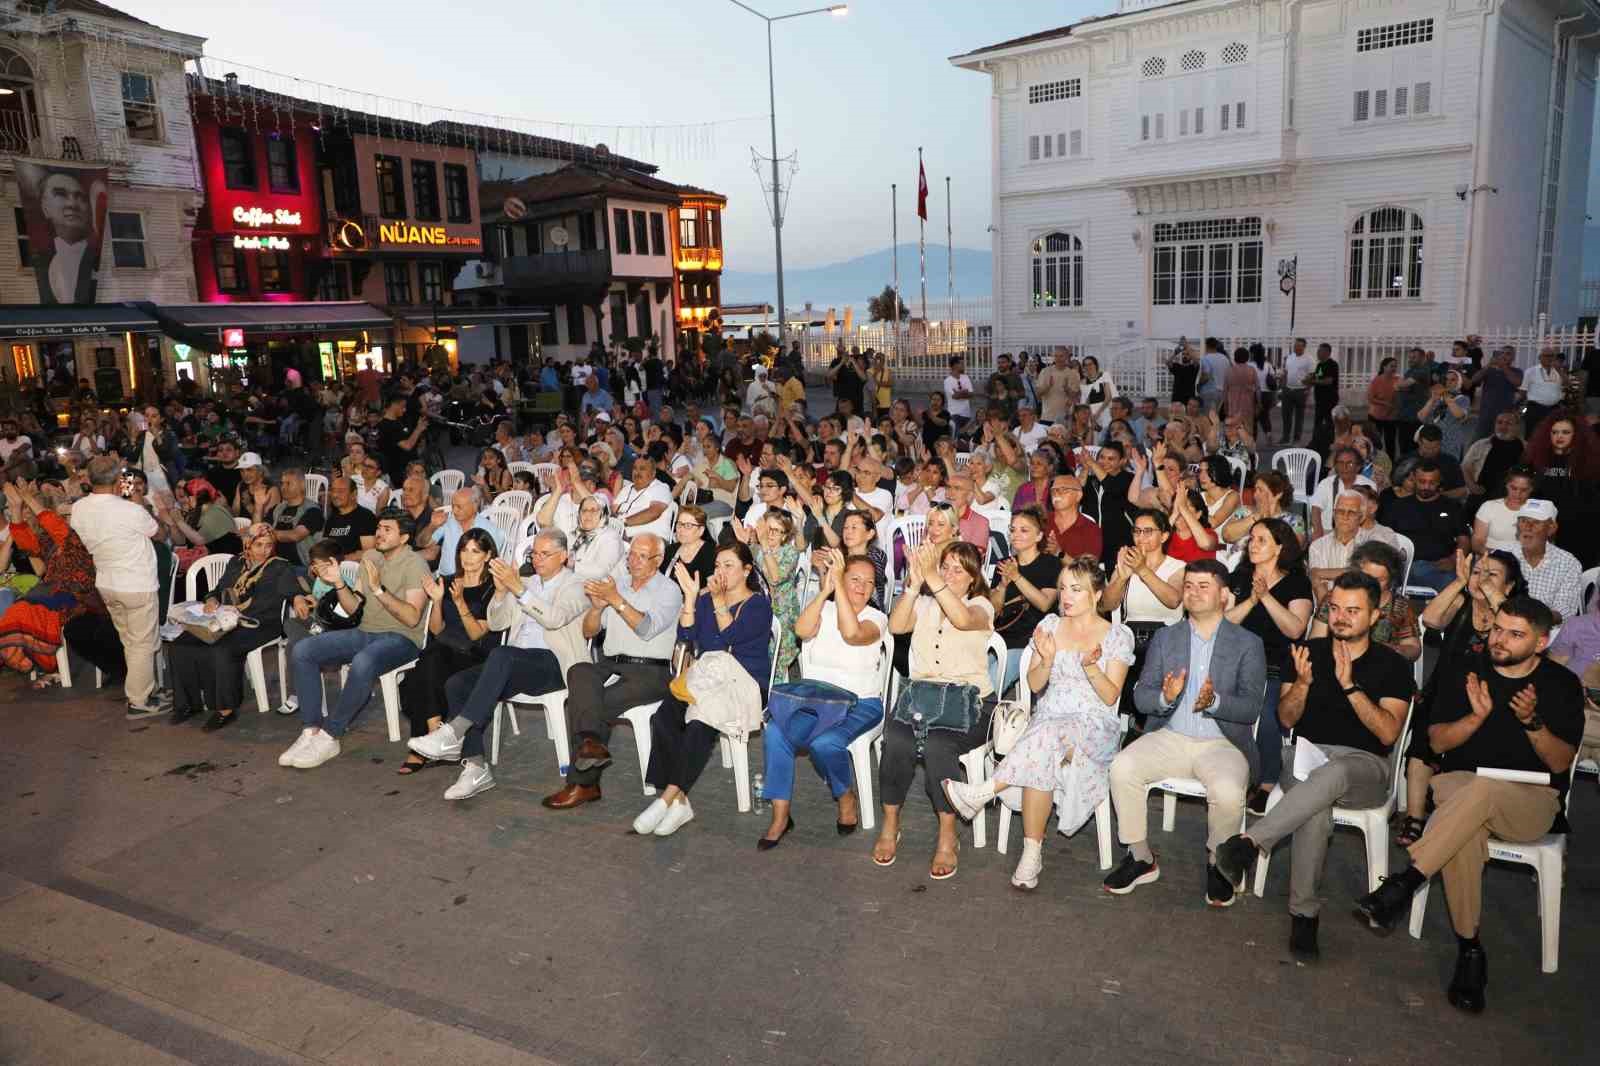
[432,488,506,577]
[988,507,1061,694]
[1309,541,1421,663]
[1377,460,1467,592]
[1508,499,1582,622]
[270,467,323,568]
[570,494,625,580]
[1045,473,1101,560]
[0,481,106,681]
[319,476,378,561]
[1470,465,1536,555]
[661,504,716,585]
[1219,469,1304,546]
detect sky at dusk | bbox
[131,0,1112,272]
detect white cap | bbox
[1518,499,1558,521]
[236,452,263,469]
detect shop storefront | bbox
[151,301,396,392]
[0,304,167,422]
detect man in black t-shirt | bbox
[1354,596,1582,1014]
[374,392,428,487]
[320,476,378,560]
[1214,571,1412,961]
[205,438,243,505]
[1310,342,1340,437]
[1376,460,1467,591]
[270,468,323,568]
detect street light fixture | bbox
[726,0,847,350]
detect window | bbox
[1043,135,1053,158]
[635,289,653,338]
[259,250,291,292]
[1141,57,1166,78]
[678,206,700,248]
[418,261,444,304]
[1413,82,1431,114]
[1029,232,1084,309]
[613,208,631,254]
[14,206,29,265]
[1030,134,1041,159]
[1151,217,1263,306]
[1235,102,1245,128]
[1354,82,1431,123]
[1028,78,1081,104]
[318,261,351,301]
[375,156,405,218]
[608,290,629,340]
[1181,49,1206,71]
[1374,89,1388,119]
[1155,113,1165,139]
[1221,42,1248,64]
[1353,90,1369,122]
[384,261,412,304]
[219,127,256,189]
[577,211,597,250]
[1194,107,1204,134]
[1221,106,1230,132]
[707,208,722,248]
[1347,207,1423,300]
[1357,18,1434,53]
[649,212,666,256]
[1139,118,1149,143]
[213,238,244,294]
[1394,86,1409,116]
[1180,110,1189,136]
[443,164,471,223]
[108,212,145,268]
[120,72,160,141]
[1069,130,1082,156]
[632,211,649,256]
[566,302,586,344]
[411,160,440,221]
[266,135,298,193]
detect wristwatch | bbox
[1519,712,1544,732]
[1341,684,1362,697]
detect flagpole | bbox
[945,174,954,313]
[918,146,927,323]
[891,183,900,357]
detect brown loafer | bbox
[572,737,613,772]
[541,783,602,810]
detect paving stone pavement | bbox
[0,665,1596,1066]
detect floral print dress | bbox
[994,616,1135,834]
[753,542,802,678]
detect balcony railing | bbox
[0,110,130,165]
[675,245,724,272]
[501,249,612,290]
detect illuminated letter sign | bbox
[377,222,481,250]
[232,205,304,229]
[233,234,291,251]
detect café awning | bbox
[152,302,395,344]
[0,303,161,339]
[390,305,552,329]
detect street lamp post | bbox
[726,1,846,351]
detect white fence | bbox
[798,297,995,385]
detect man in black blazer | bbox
[29,169,99,305]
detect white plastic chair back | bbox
[1271,448,1321,502]
[985,631,1007,696]
[339,560,362,588]
[1580,565,1600,615]
[1224,454,1250,491]
[233,516,251,531]
[896,515,927,553]
[303,473,328,511]
[481,506,520,548]
[678,479,699,505]
[493,489,533,520]
[513,513,540,564]
[531,463,558,495]
[185,553,234,601]
[507,461,536,481]
[955,452,971,470]
[431,469,466,498]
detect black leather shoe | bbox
[1446,944,1488,1013]
[1290,914,1320,960]
[168,705,197,726]
[1353,872,1421,935]
[201,710,236,732]
[757,816,795,851]
[1214,834,1256,889]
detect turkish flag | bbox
[917,159,928,221]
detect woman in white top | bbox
[569,494,624,580]
[1470,466,1536,554]
[758,553,889,848]
[1080,356,1119,429]
[1100,507,1185,719]
[68,415,104,460]
[352,457,390,515]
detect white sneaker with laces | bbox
[942,778,991,822]
[278,728,316,767]
[277,695,299,716]
[632,798,670,835]
[408,722,463,762]
[1011,838,1043,891]
[652,798,695,836]
[443,761,495,800]
[290,730,341,769]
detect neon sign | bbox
[233,234,291,251]
[233,206,304,228]
[377,222,481,250]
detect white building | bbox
[952,0,1599,357]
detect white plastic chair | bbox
[993,643,1118,870]
[303,474,328,511]
[507,460,537,481]
[1146,682,1266,837]
[714,613,784,812]
[948,632,1009,848]
[338,560,361,588]
[233,516,251,532]
[337,601,431,743]
[531,462,559,496]
[480,506,521,549]
[430,470,466,498]
[511,513,540,565]
[1580,565,1600,615]
[1391,532,1435,602]
[492,688,572,771]
[815,630,894,832]
[186,553,235,602]
[247,601,290,715]
[1271,448,1321,507]
[493,489,533,520]
[1251,701,1415,897]
[1223,453,1250,492]
[1406,757,1579,974]
[677,479,699,506]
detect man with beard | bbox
[1376,460,1466,591]
[1213,571,1411,961]
[1352,596,1581,1014]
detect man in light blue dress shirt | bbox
[431,488,505,576]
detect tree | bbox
[868,285,910,322]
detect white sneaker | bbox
[632,798,670,835]
[652,798,695,836]
[290,730,341,769]
[942,778,991,822]
[443,761,495,800]
[278,728,316,767]
[277,695,299,716]
[408,722,463,762]
[1011,839,1043,891]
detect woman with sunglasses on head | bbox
[396,529,506,775]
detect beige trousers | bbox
[100,589,160,706]
[1109,728,1248,854]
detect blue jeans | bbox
[1406,557,1455,593]
[761,697,883,802]
[443,645,564,759]
[293,628,420,738]
[1255,669,1286,785]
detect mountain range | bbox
[721,243,992,312]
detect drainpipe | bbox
[1459,8,1500,332]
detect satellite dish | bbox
[550,226,569,248]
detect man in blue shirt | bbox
[431,488,506,576]
[579,376,614,419]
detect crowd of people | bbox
[2,335,1598,1018]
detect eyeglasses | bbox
[1132,527,1162,537]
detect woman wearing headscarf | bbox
[570,494,624,580]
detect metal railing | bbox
[0,110,129,165]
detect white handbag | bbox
[988,699,1031,757]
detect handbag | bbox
[177,604,260,645]
[891,678,982,754]
[767,678,858,744]
[314,585,365,631]
[668,638,697,703]
[988,699,1031,758]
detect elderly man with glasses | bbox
[1046,473,1102,560]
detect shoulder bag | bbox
[767,678,858,745]
[988,699,1031,757]
[891,678,982,755]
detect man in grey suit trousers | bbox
[1105,558,1267,906]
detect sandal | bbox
[871,830,902,868]
[1393,815,1426,847]
[396,756,441,776]
[930,840,960,881]
[31,673,62,690]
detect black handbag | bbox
[314,586,365,631]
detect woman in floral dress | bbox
[944,554,1133,891]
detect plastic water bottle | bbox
[753,772,767,811]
